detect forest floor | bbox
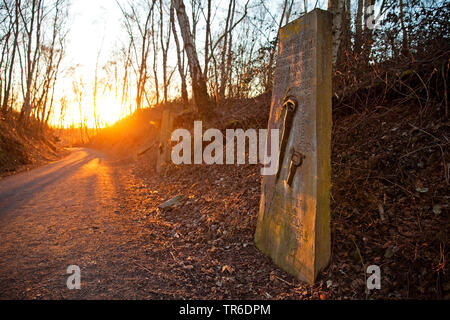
[0,93,448,299]
[127,92,449,299]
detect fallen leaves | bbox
[124,92,449,300]
[221,265,235,274]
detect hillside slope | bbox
[0,114,68,178]
[89,85,448,299]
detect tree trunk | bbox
[170,2,188,106]
[152,9,160,106]
[362,0,375,62]
[160,0,171,104]
[173,0,211,117]
[218,0,233,100]
[338,0,351,64]
[399,0,409,56]
[329,0,345,66]
[21,0,39,121]
[226,0,236,98]
[354,0,364,56]
[203,0,212,77]
[2,0,19,113]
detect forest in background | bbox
[0,0,448,177]
[0,1,447,129]
[0,0,449,184]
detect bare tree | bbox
[119,43,132,116]
[208,0,249,99]
[36,0,67,128]
[1,0,19,113]
[259,0,293,92]
[92,48,102,131]
[354,0,364,56]
[225,0,236,98]
[19,0,45,122]
[203,0,211,77]
[159,0,172,104]
[329,0,345,66]
[170,1,188,105]
[399,0,409,56]
[362,0,376,60]
[217,0,233,100]
[151,6,160,105]
[72,77,86,143]
[189,0,201,44]
[58,95,67,128]
[173,0,211,116]
[117,0,156,110]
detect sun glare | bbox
[96,96,123,127]
[50,94,126,129]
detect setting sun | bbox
[95,96,124,127]
[50,93,128,129]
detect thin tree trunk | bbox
[120,43,131,116]
[354,0,364,56]
[218,0,233,100]
[362,0,375,62]
[21,0,44,122]
[152,9,160,105]
[170,2,188,106]
[21,0,38,121]
[338,0,351,64]
[173,0,211,117]
[203,0,211,77]
[329,0,344,66]
[159,0,171,104]
[92,49,101,131]
[40,1,62,128]
[2,0,19,113]
[226,0,236,98]
[399,0,409,56]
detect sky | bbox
[53,0,125,127]
[66,0,123,77]
[51,0,330,128]
[61,0,330,81]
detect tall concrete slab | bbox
[255,9,332,284]
[156,110,174,173]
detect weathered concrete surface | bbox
[255,9,332,284]
[156,110,175,173]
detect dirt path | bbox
[3,144,444,300]
[0,148,173,299]
[0,148,312,300]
